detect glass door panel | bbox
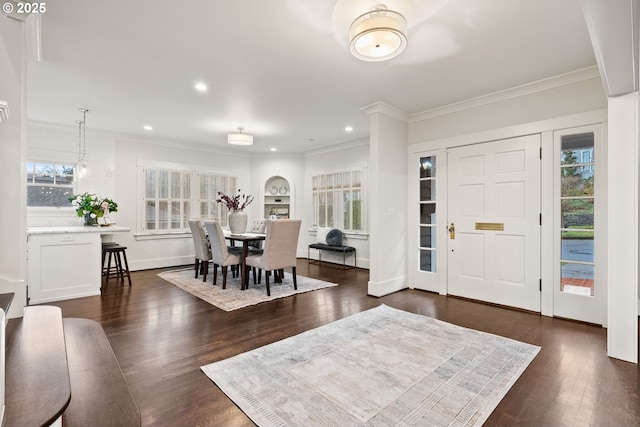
[559,132,594,297]
[419,156,436,273]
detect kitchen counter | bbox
[27,226,131,304]
[27,225,131,235]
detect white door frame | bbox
[407,109,608,319]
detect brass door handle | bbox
[448,223,455,239]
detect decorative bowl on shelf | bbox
[278,186,288,195]
[269,186,279,195]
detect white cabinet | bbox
[27,232,101,304]
[26,226,130,304]
[264,176,291,219]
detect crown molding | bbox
[360,101,410,122]
[410,66,601,123]
[304,136,369,158]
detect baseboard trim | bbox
[129,256,194,271]
[368,276,407,297]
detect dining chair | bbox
[244,219,301,296]
[204,220,242,289]
[188,219,212,282]
[248,218,266,283]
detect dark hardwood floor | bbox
[38,260,639,427]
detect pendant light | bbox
[77,108,89,177]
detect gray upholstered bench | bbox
[308,228,356,269]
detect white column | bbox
[363,102,409,296]
[0,14,27,318]
[607,93,639,363]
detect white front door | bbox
[447,135,541,312]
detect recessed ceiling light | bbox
[194,82,207,92]
[345,126,353,132]
[143,125,153,131]
[270,147,277,152]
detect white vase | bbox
[228,209,247,234]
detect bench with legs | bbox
[308,228,356,269]
[308,243,356,269]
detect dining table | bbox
[224,231,266,290]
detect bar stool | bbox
[102,243,132,291]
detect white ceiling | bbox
[26,0,597,153]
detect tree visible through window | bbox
[560,132,595,296]
[26,161,75,207]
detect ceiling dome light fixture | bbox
[227,126,253,146]
[349,4,407,62]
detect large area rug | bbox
[201,304,540,426]
[158,267,337,311]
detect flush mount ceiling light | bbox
[227,126,253,146]
[349,4,407,62]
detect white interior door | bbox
[447,135,541,312]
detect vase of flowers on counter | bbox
[217,189,253,234]
[69,192,118,226]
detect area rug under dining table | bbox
[158,267,337,311]
[201,304,540,426]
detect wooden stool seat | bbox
[102,244,132,290]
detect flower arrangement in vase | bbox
[69,192,118,225]
[217,189,253,234]
[216,189,254,212]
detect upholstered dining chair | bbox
[248,218,267,283]
[204,220,242,289]
[244,219,301,296]
[188,219,212,282]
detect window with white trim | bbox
[312,169,364,232]
[140,163,238,234]
[143,167,191,232]
[26,161,75,207]
[199,173,237,227]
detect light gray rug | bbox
[158,267,337,311]
[201,304,540,426]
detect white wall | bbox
[0,14,28,319]
[606,92,638,363]
[114,138,252,271]
[409,71,607,144]
[249,153,304,232]
[27,122,116,227]
[304,140,370,268]
[366,104,409,296]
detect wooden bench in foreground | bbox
[3,306,140,427]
